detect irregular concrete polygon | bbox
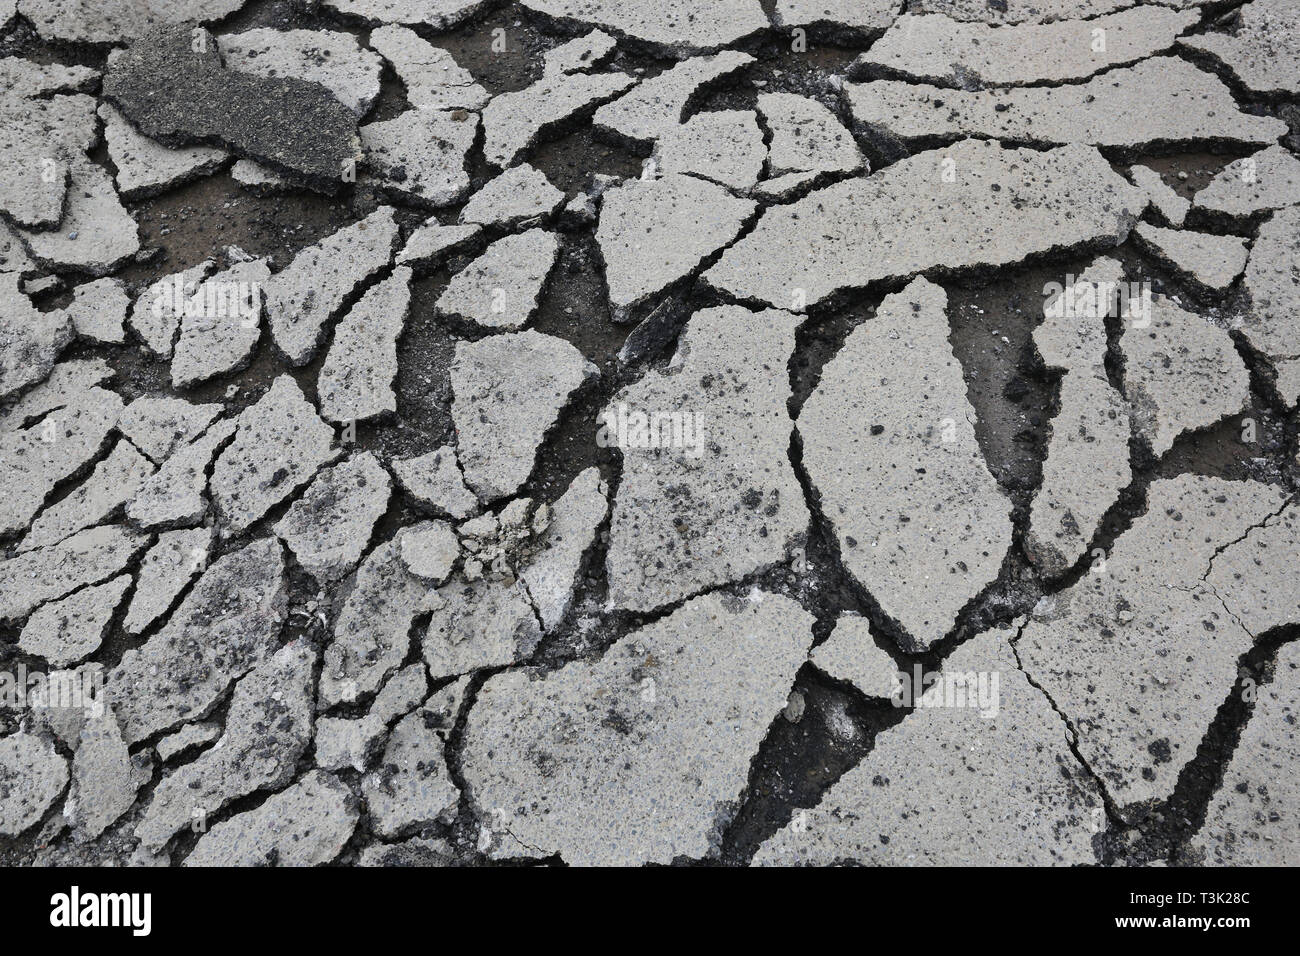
[543,30,618,75]
[651,110,765,192]
[67,705,145,840]
[519,0,768,56]
[423,576,542,680]
[0,272,71,401]
[1132,223,1248,297]
[126,419,236,530]
[217,28,384,116]
[459,165,565,228]
[171,257,272,388]
[399,520,459,583]
[99,103,226,201]
[123,527,212,635]
[13,157,141,278]
[520,467,607,631]
[60,277,130,345]
[435,230,559,331]
[810,613,901,700]
[1204,500,1300,639]
[1192,146,1300,222]
[757,92,866,197]
[130,261,216,359]
[274,452,392,583]
[18,574,131,666]
[118,396,223,464]
[318,267,411,422]
[362,705,459,838]
[154,721,222,763]
[17,0,248,43]
[1180,0,1300,96]
[0,524,144,624]
[1126,164,1189,227]
[0,733,68,836]
[321,0,491,29]
[593,52,753,146]
[482,70,636,168]
[361,108,477,207]
[395,221,480,271]
[22,439,154,552]
[1240,205,1300,407]
[368,25,489,110]
[391,446,479,519]
[772,0,898,32]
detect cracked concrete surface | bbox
[1,0,1298,870]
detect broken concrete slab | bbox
[399,520,459,583]
[0,524,144,624]
[1119,295,1250,456]
[459,165,565,228]
[0,271,72,401]
[605,306,809,613]
[708,140,1142,310]
[274,452,392,583]
[318,267,411,423]
[909,0,1136,23]
[321,0,491,29]
[186,770,356,867]
[772,0,897,33]
[218,28,383,117]
[1191,145,1300,223]
[154,721,222,763]
[17,0,248,44]
[755,627,1104,864]
[482,70,637,168]
[520,0,768,56]
[1240,205,1300,407]
[543,29,618,75]
[799,278,1013,651]
[593,51,753,147]
[368,24,489,110]
[361,108,477,207]
[362,704,460,838]
[1018,475,1287,815]
[1193,640,1299,865]
[451,330,595,502]
[1127,164,1190,227]
[210,375,341,534]
[651,110,765,193]
[1132,222,1249,297]
[107,537,287,745]
[1204,498,1300,639]
[463,591,814,865]
[266,206,399,366]
[126,418,236,530]
[854,8,1198,88]
[423,575,542,680]
[135,639,315,851]
[103,24,361,190]
[1180,0,1300,97]
[0,358,113,432]
[597,174,754,320]
[170,257,272,389]
[21,438,155,552]
[118,396,223,464]
[0,56,98,96]
[843,58,1288,154]
[391,446,479,519]
[0,732,68,837]
[520,467,607,631]
[395,221,480,271]
[60,277,130,345]
[757,92,866,195]
[99,102,226,201]
[66,705,146,840]
[0,221,37,275]
[18,574,131,667]
[1026,259,1132,578]
[435,229,559,331]
[129,261,215,359]
[122,527,212,635]
[810,613,900,700]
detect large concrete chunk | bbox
[481,70,636,168]
[1192,146,1300,222]
[1018,475,1286,815]
[707,140,1142,310]
[543,30,618,75]
[0,733,68,836]
[17,0,248,43]
[122,528,212,635]
[756,92,866,200]
[1026,260,1132,578]
[126,419,236,530]
[597,175,754,321]
[218,29,383,117]
[118,396,222,464]
[464,591,814,865]
[1194,641,1300,865]
[318,267,411,422]
[171,258,272,389]
[459,165,565,228]
[210,376,341,534]
[435,230,559,331]
[1132,223,1248,297]
[1240,205,1300,407]
[754,628,1103,865]
[0,272,71,401]
[593,52,753,146]
[99,103,226,201]
[274,452,392,583]
[451,331,595,502]
[844,59,1287,153]
[1119,296,1250,457]
[0,525,144,624]
[362,706,459,839]
[19,575,130,667]
[107,538,287,745]
[1180,0,1300,96]
[855,9,1197,88]
[135,640,315,852]
[1205,500,1300,639]
[651,110,765,193]
[368,25,489,111]
[266,206,399,366]
[773,0,897,32]
[392,446,479,519]
[605,306,808,613]
[13,157,141,277]
[1126,164,1189,227]
[361,108,477,207]
[520,0,768,56]
[186,771,358,867]
[520,467,608,632]
[130,261,215,359]
[799,278,1013,650]
[422,576,542,680]
[103,25,360,190]
[60,277,130,345]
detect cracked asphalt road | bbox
[1,0,1298,868]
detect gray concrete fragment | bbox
[399,520,458,583]
[107,537,287,745]
[755,628,1103,864]
[315,715,386,772]
[218,28,384,117]
[593,51,753,146]
[1132,223,1248,297]
[451,330,595,502]
[543,30,618,75]
[318,268,411,422]
[799,278,1013,651]
[126,419,236,530]
[229,159,292,193]
[22,439,154,552]
[0,271,71,401]
[843,59,1287,153]
[1192,146,1300,222]
[1180,0,1300,96]
[395,221,480,271]
[17,0,248,43]
[0,732,68,836]
[211,375,341,534]
[423,576,542,680]
[322,0,491,29]
[606,306,808,613]
[0,221,37,275]
[520,0,768,56]
[598,174,754,320]
[1240,205,1300,407]
[274,452,392,583]
[1126,164,1189,227]
[1019,475,1287,814]
[909,0,1136,24]
[773,0,897,32]
[123,528,212,635]
[363,704,459,838]
[464,591,814,865]
[266,206,399,366]
[459,165,565,228]
[129,261,216,359]
[436,229,559,331]
[707,140,1142,310]
[651,110,765,192]
[1205,499,1300,638]
[810,613,900,700]
[154,722,222,762]
[391,446,479,519]
[67,706,145,840]
[0,359,112,432]
[520,467,607,631]
[855,9,1197,88]
[103,25,361,190]
[368,25,489,110]
[1194,640,1300,864]
[0,524,143,624]
[361,108,476,208]
[99,103,226,201]
[758,92,866,188]
[60,277,130,345]
[1119,295,1250,457]
[482,70,636,168]
[135,639,315,851]
[0,56,97,96]
[170,258,272,388]
[357,836,456,866]
[19,575,131,666]
[372,664,428,724]
[118,396,222,464]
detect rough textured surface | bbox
[274,452,392,583]
[217,29,383,117]
[171,258,272,388]
[1132,223,1249,297]
[519,0,768,55]
[122,528,211,635]
[809,614,900,700]
[1180,0,1300,97]
[651,110,766,192]
[360,108,477,207]
[0,733,68,836]
[520,467,607,631]
[1192,145,1300,222]
[1240,205,1300,407]
[0,524,143,624]
[318,268,412,422]
[369,25,489,110]
[481,70,636,168]
[436,230,559,330]
[0,272,71,401]
[593,52,753,145]
[17,0,248,43]
[459,165,565,227]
